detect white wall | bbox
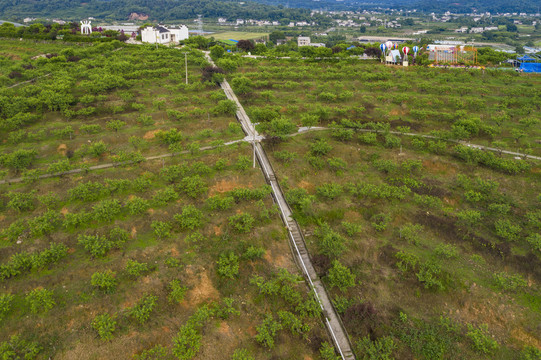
[141,27,169,44]
[169,25,189,42]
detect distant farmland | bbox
[207,31,268,41]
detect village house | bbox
[141,25,189,44]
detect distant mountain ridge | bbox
[0,0,537,21]
[249,0,539,13]
[0,0,312,21]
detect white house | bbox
[298,36,311,46]
[141,25,189,44]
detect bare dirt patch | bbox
[185,269,219,307]
[298,180,315,193]
[143,130,159,140]
[57,144,67,155]
[210,178,247,195]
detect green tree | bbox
[327,260,356,292]
[26,288,55,314]
[92,313,117,340]
[91,270,117,293]
[217,252,240,279]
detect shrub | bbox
[342,221,362,237]
[243,246,265,260]
[320,342,340,360]
[106,119,126,132]
[152,186,179,206]
[137,114,154,126]
[228,213,255,233]
[206,195,234,210]
[235,155,251,170]
[494,219,521,241]
[255,314,283,348]
[160,165,186,183]
[89,141,108,157]
[130,294,158,325]
[274,150,297,164]
[179,175,207,198]
[399,223,424,245]
[310,139,332,156]
[316,183,343,200]
[434,244,459,259]
[175,205,203,230]
[526,233,541,252]
[217,252,240,279]
[359,132,378,145]
[151,221,172,239]
[156,128,183,144]
[1,219,26,243]
[327,260,356,292]
[356,336,396,360]
[92,313,117,340]
[456,209,482,228]
[7,191,36,212]
[28,210,61,237]
[168,280,188,303]
[69,181,106,202]
[493,271,527,292]
[0,335,41,360]
[231,349,255,360]
[416,261,444,290]
[91,270,117,293]
[466,324,498,354]
[78,235,114,258]
[92,199,122,222]
[26,288,55,314]
[133,345,169,360]
[172,323,202,360]
[63,211,93,228]
[126,196,150,215]
[126,260,150,278]
[1,149,37,170]
[371,213,391,232]
[315,225,346,258]
[0,293,14,321]
[520,346,541,360]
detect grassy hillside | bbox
[229,57,541,358]
[0,41,328,359]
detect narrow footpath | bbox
[209,54,356,360]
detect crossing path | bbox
[208,53,356,360]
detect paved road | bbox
[210,53,356,359]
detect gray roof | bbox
[155,25,169,33]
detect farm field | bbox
[0,41,328,359]
[207,31,269,41]
[229,57,541,358]
[234,59,541,157]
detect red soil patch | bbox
[298,180,315,193]
[210,178,248,195]
[143,130,159,140]
[57,143,67,155]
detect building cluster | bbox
[455,26,499,33]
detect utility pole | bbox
[253,131,256,168]
[182,52,188,84]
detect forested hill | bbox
[250,0,539,13]
[412,0,540,14]
[0,0,313,22]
